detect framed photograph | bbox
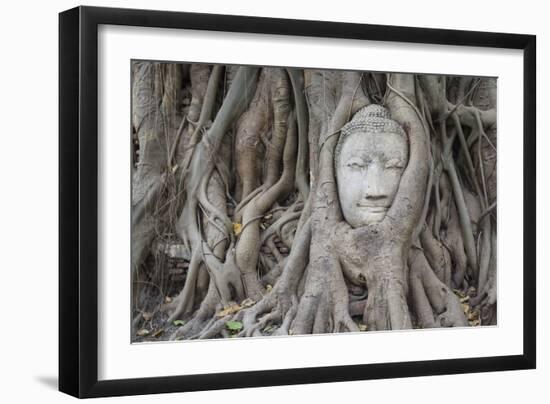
[59,5,536,398]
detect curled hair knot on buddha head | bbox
[334,104,406,165]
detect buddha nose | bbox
[364,164,386,200]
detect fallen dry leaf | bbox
[216,302,241,317]
[152,329,164,338]
[453,289,466,298]
[468,309,480,321]
[240,298,255,308]
[136,329,150,337]
[460,295,470,303]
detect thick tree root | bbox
[235,220,313,337]
[169,282,220,340]
[409,248,468,328]
[471,229,497,325]
[291,255,359,335]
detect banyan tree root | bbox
[409,247,468,328]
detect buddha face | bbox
[336,130,408,228]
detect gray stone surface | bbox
[335,105,408,227]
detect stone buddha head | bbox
[335,104,408,228]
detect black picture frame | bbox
[59,5,536,398]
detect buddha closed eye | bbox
[346,158,366,170]
[335,105,409,228]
